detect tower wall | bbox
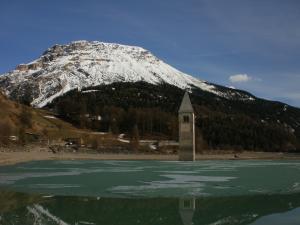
[179,113,195,161]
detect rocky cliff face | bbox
[0,40,253,107]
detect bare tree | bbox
[130,124,140,152]
[0,120,13,146]
[20,105,32,128]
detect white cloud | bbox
[229,74,252,83]
[226,85,236,89]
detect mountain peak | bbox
[0,40,253,107]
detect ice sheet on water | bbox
[1,160,300,197]
[0,166,143,185]
[109,174,235,196]
[29,184,81,189]
[158,170,197,174]
[250,207,300,225]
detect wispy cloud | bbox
[229,74,252,83]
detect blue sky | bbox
[1,0,300,107]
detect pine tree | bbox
[0,120,13,146]
[20,105,32,128]
[130,124,139,151]
[18,126,26,146]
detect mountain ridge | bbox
[0,40,254,107]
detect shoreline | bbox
[1,148,300,166]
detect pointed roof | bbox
[179,92,194,113]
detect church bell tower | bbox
[178,92,195,161]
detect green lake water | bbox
[0,160,300,224]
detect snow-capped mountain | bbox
[0,40,253,107]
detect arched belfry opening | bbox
[178,92,195,161]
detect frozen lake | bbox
[0,160,300,224]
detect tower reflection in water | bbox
[1,191,300,225]
[179,198,196,225]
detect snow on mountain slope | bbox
[0,40,252,107]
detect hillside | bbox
[47,82,300,152]
[0,91,96,146]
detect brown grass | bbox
[0,93,108,144]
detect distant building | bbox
[178,92,195,161]
[25,132,41,142]
[64,137,84,147]
[83,114,102,121]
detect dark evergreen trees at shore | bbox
[46,81,300,152]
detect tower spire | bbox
[179,92,194,113]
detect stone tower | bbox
[178,92,195,161]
